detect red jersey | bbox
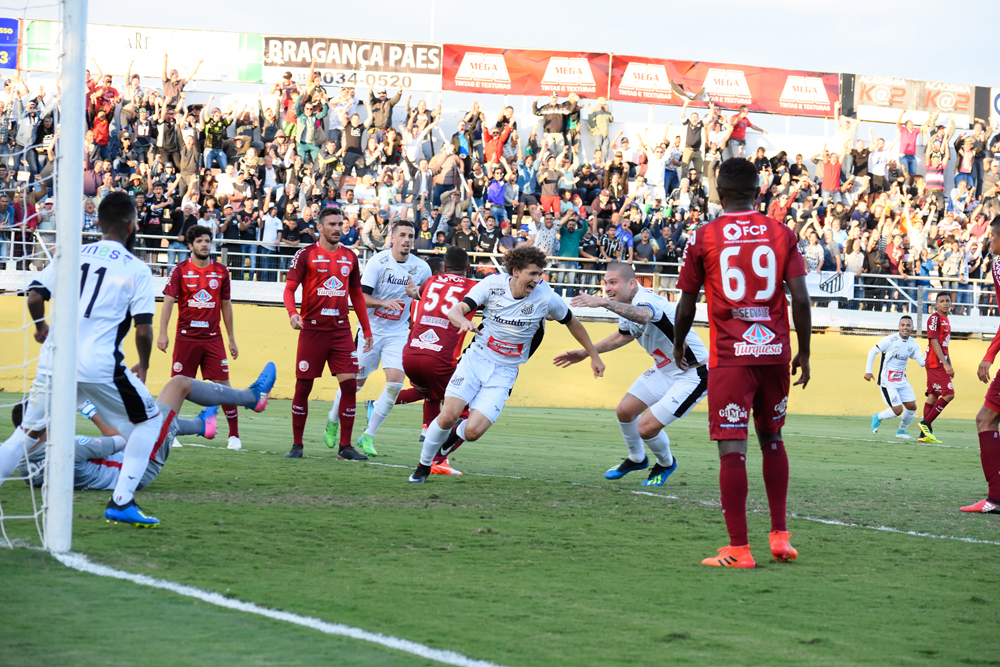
[677,210,806,368]
[925,312,951,369]
[729,115,751,141]
[987,260,1000,364]
[406,273,477,362]
[285,243,367,333]
[163,259,231,339]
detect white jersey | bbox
[33,240,155,383]
[866,333,924,385]
[360,249,431,338]
[463,273,569,367]
[617,287,708,377]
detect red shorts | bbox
[296,327,358,379]
[172,335,229,381]
[707,364,790,441]
[403,351,455,401]
[925,367,954,396]
[985,372,1000,414]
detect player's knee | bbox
[464,422,488,441]
[893,405,903,415]
[637,416,662,440]
[383,382,403,400]
[976,407,999,433]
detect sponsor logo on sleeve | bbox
[734,324,782,357]
[718,403,749,428]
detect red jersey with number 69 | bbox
[406,273,477,362]
[163,258,231,339]
[677,210,806,368]
[286,244,362,331]
[925,312,951,369]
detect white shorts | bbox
[77,369,160,432]
[357,330,406,380]
[879,380,915,408]
[445,351,519,424]
[627,365,708,426]
[20,371,52,432]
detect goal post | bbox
[44,0,88,553]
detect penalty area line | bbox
[50,551,511,667]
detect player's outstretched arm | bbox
[563,313,605,378]
[133,322,154,383]
[554,331,632,367]
[570,293,653,325]
[157,295,176,352]
[787,274,811,388]
[447,301,479,335]
[671,290,698,371]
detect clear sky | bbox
[23,0,1000,88]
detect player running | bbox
[157,224,244,450]
[326,220,431,458]
[13,364,275,495]
[963,216,1000,515]
[672,157,812,568]
[918,293,955,443]
[408,245,605,483]
[283,207,373,461]
[555,262,708,486]
[393,246,476,476]
[865,315,924,440]
[22,193,169,526]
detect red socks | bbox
[979,431,1000,500]
[291,379,314,446]
[923,402,934,421]
[719,452,749,547]
[423,400,441,430]
[924,398,950,425]
[395,388,423,405]
[761,441,789,532]
[223,406,239,438]
[338,379,358,448]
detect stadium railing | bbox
[1,230,996,336]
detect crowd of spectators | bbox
[1,59,999,313]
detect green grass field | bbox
[1,400,999,666]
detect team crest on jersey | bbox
[520,301,535,315]
[407,265,420,275]
[318,276,346,297]
[719,403,748,426]
[209,279,220,289]
[450,376,464,387]
[187,289,215,309]
[173,362,183,372]
[412,329,443,351]
[734,324,782,357]
[299,360,310,372]
[341,265,351,276]
[774,396,788,419]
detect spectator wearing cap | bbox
[604,149,628,194]
[295,93,328,165]
[587,98,613,160]
[590,188,615,230]
[362,208,391,251]
[483,122,513,167]
[368,86,402,138]
[114,131,141,178]
[533,93,571,156]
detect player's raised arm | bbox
[786,274,811,388]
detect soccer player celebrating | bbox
[157,225,244,450]
[12,363,275,493]
[918,293,955,443]
[555,262,709,485]
[409,245,605,483]
[672,158,812,568]
[326,220,431,458]
[283,207,373,460]
[865,316,924,439]
[963,216,1000,515]
[392,246,476,475]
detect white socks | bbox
[420,417,450,466]
[899,408,916,431]
[0,428,36,488]
[455,420,467,442]
[365,383,403,437]
[328,389,342,423]
[619,418,645,462]
[112,414,163,506]
[642,432,674,467]
[878,408,898,421]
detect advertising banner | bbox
[0,18,17,71]
[442,44,610,97]
[852,74,974,128]
[989,87,1000,132]
[610,57,838,117]
[22,21,262,82]
[262,36,442,91]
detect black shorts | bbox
[870,175,885,193]
[342,151,364,177]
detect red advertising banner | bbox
[609,55,839,117]
[442,44,610,97]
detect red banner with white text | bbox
[442,44,610,98]
[609,55,839,117]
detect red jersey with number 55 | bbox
[407,273,477,362]
[925,312,951,369]
[286,244,362,331]
[163,259,231,339]
[677,210,806,368]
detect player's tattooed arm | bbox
[569,293,653,324]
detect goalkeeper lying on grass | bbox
[9,362,276,492]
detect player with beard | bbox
[409,245,605,483]
[157,225,243,449]
[283,208,372,460]
[918,293,955,443]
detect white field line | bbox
[51,550,511,667]
[176,443,999,547]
